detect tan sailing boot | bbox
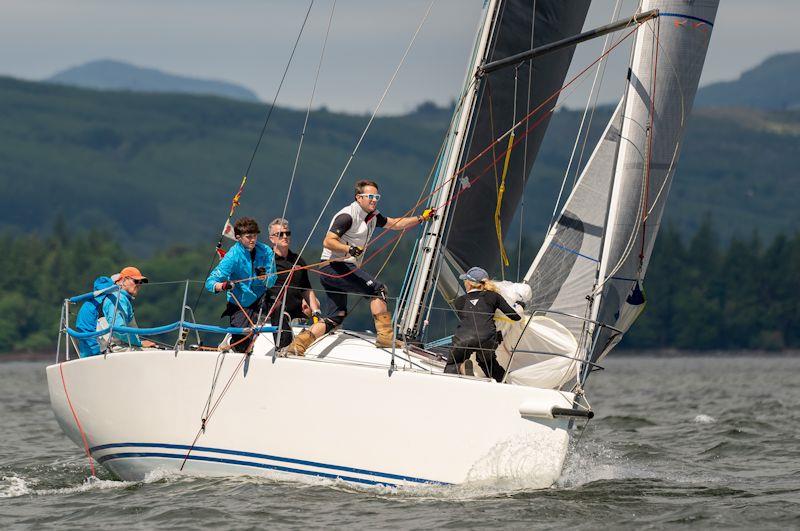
[285,330,316,357]
[374,312,402,348]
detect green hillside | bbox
[1,74,799,257]
[695,52,800,110]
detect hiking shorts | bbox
[319,262,385,318]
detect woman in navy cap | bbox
[446,266,522,382]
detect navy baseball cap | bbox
[459,266,489,282]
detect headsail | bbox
[524,100,624,340]
[587,0,719,371]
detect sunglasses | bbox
[271,231,291,238]
[126,278,145,285]
[357,193,381,201]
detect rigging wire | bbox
[571,0,624,187]
[286,0,437,280]
[191,0,315,312]
[516,0,536,282]
[548,0,627,232]
[233,23,642,292]
[273,0,337,348]
[550,0,624,389]
[278,0,336,226]
[592,15,666,296]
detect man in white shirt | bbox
[317,179,434,347]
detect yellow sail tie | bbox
[494,132,514,267]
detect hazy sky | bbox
[0,1,797,114]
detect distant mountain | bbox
[696,51,800,110]
[48,59,260,102]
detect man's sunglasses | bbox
[271,231,291,238]
[127,278,145,285]
[357,193,381,201]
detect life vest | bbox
[320,201,379,265]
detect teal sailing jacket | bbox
[205,241,277,308]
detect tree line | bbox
[1,218,798,354]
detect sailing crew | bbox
[80,266,157,353]
[319,179,435,347]
[205,217,284,353]
[75,274,116,357]
[446,266,521,382]
[266,217,327,356]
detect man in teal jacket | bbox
[75,275,116,357]
[99,266,157,351]
[205,216,283,352]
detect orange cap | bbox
[118,266,149,283]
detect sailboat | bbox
[47,0,719,488]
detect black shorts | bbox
[226,292,292,352]
[319,262,384,317]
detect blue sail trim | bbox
[549,242,599,263]
[659,12,714,27]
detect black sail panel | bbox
[445,0,591,275]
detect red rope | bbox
[59,363,96,477]
[223,24,643,288]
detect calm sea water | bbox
[1,356,799,529]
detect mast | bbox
[396,0,503,340]
[397,0,592,341]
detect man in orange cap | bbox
[99,266,157,350]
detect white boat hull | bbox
[47,333,575,488]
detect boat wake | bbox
[0,468,191,499]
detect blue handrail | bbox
[66,321,277,339]
[68,285,120,304]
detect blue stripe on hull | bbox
[91,442,445,486]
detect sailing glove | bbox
[220,280,234,291]
[311,311,323,325]
[419,208,436,222]
[348,245,364,258]
[255,266,267,278]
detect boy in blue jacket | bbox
[205,217,285,352]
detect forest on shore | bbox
[2,219,798,355]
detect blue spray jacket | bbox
[75,276,115,357]
[101,287,142,347]
[205,241,277,308]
